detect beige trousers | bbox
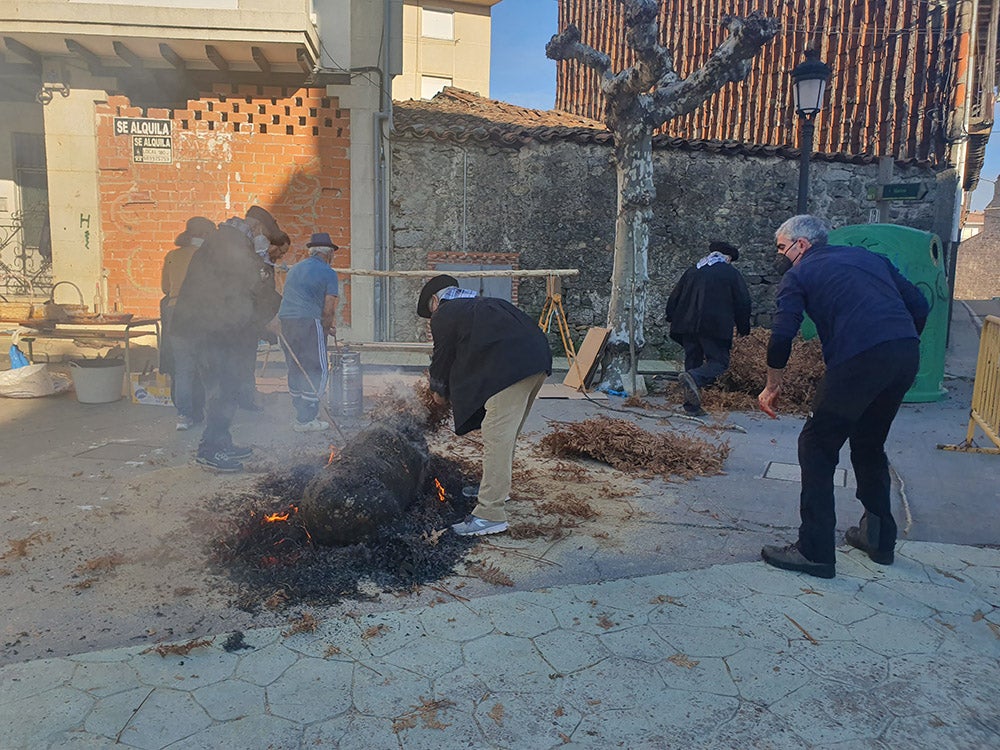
[473,371,548,522]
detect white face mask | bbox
[252,234,271,258]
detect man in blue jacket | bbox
[759,215,929,578]
[418,275,552,537]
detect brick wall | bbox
[96,85,352,322]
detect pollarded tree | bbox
[546,0,778,392]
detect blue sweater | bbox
[768,244,929,369]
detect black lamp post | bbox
[791,49,832,213]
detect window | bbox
[421,75,452,100]
[421,8,454,40]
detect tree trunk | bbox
[602,128,653,393]
[546,6,777,393]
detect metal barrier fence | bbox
[939,314,1000,454]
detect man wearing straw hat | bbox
[277,232,340,432]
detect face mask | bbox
[252,234,271,259]
[775,254,794,275]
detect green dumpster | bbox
[798,224,948,402]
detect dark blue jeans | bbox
[169,334,204,422]
[190,337,243,456]
[797,338,920,564]
[681,334,732,387]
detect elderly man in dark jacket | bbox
[759,214,929,579]
[170,206,283,471]
[665,240,751,414]
[418,275,552,536]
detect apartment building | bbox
[393,0,501,101]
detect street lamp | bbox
[791,48,832,213]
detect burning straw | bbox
[368,378,451,430]
[208,454,478,610]
[538,416,729,480]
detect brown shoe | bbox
[845,514,894,565]
[761,542,835,579]
[678,371,702,410]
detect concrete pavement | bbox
[2,540,999,749]
[1,301,999,749]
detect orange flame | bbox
[433,478,446,503]
[264,512,290,523]
[326,445,336,466]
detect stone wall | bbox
[390,134,948,356]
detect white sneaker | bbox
[293,419,330,433]
[451,515,508,536]
[176,417,194,431]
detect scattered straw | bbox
[466,561,514,587]
[1,531,52,560]
[142,638,213,658]
[539,416,729,480]
[75,553,125,574]
[392,696,456,733]
[282,612,319,637]
[715,328,825,413]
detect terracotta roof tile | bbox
[393,88,934,168]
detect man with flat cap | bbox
[418,274,552,536]
[665,240,751,414]
[277,232,340,431]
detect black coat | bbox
[429,297,553,435]
[170,224,281,342]
[665,261,751,344]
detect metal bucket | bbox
[328,349,363,417]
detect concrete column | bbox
[41,67,111,307]
[327,80,380,342]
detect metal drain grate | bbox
[763,461,849,488]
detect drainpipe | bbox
[945,0,976,343]
[372,0,397,341]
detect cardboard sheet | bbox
[563,326,610,390]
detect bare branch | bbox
[621,0,678,91]
[546,24,612,80]
[650,11,778,126]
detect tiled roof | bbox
[392,88,934,168]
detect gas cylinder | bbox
[329,349,363,417]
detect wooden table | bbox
[16,317,160,381]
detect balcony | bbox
[0,0,323,87]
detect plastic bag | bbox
[9,344,29,369]
[0,363,72,398]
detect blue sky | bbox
[489,1,999,210]
[490,0,558,110]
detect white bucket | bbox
[69,359,125,404]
